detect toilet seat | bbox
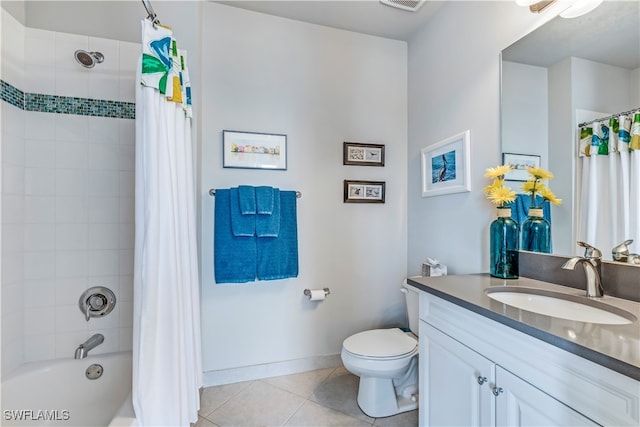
[343,328,417,359]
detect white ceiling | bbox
[214,1,444,41]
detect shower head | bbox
[74,50,104,68]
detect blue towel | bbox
[256,188,280,237]
[230,187,255,237]
[506,194,551,225]
[255,186,274,214]
[214,189,256,283]
[257,191,298,280]
[238,185,256,214]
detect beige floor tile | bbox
[284,400,372,426]
[199,380,254,417]
[308,367,374,424]
[263,367,336,398]
[372,410,418,427]
[194,415,220,427]
[205,381,305,426]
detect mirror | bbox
[501,1,640,260]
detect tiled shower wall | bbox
[1,9,140,374]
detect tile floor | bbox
[195,366,418,427]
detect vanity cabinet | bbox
[418,290,639,427]
[420,321,596,426]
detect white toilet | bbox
[341,282,419,418]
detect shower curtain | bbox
[133,19,202,426]
[577,111,640,256]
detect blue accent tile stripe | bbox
[1,79,135,119]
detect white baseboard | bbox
[202,353,343,387]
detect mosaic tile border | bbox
[1,79,135,119]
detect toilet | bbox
[341,282,419,418]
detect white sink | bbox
[485,287,637,325]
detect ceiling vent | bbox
[380,0,426,12]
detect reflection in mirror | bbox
[501,1,640,260]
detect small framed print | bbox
[344,180,385,204]
[223,130,287,170]
[502,153,541,181]
[343,142,385,167]
[421,130,471,197]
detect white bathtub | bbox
[1,352,132,426]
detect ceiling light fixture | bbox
[516,0,604,18]
[559,0,604,18]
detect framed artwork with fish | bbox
[421,130,471,197]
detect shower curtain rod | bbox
[142,0,159,25]
[578,107,640,128]
[209,188,302,198]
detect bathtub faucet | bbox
[74,333,104,359]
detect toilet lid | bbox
[343,328,417,358]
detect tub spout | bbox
[74,333,104,359]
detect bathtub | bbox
[1,352,132,426]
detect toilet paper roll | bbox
[309,289,326,301]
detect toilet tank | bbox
[403,281,420,336]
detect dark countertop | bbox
[407,274,640,381]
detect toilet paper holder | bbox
[304,288,330,299]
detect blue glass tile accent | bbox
[1,79,135,119]
[1,80,25,109]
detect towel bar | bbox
[209,188,301,198]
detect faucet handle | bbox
[577,241,602,258]
[612,239,633,262]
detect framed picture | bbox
[223,130,287,170]
[343,142,385,167]
[344,180,385,203]
[502,153,540,181]
[421,130,471,197]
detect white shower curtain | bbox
[577,111,640,256]
[133,19,202,426]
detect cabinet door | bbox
[420,321,494,427]
[495,366,599,427]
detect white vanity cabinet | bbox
[418,290,640,427]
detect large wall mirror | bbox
[501,1,640,260]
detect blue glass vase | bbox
[490,207,519,279]
[521,207,551,253]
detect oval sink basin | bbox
[485,287,637,325]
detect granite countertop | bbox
[407,274,640,381]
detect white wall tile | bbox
[2,223,24,254]
[55,196,89,224]
[89,224,119,250]
[24,334,56,363]
[1,8,25,88]
[88,304,119,330]
[89,170,120,197]
[24,223,55,251]
[119,197,134,225]
[2,132,25,165]
[119,249,134,276]
[55,114,89,142]
[119,222,134,250]
[55,276,88,307]
[55,250,88,278]
[25,196,55,223]
[119,275,133,302]
[55,304,87,333]
[119,171,134,197]
[54,33,89,98]
[24,279,55,308]
[55,169,88,196]
[55,223,88,251]
[90,143,120,170]
[88,196,119,223]
[55,140,88,169]
[88,37,120,101]
[88,249,119,277]
[1,251,24,285]
[118,118,135,145]
[25,167,55,196]
[25,112,55,140]
[2,104,25,138]
[24,251,55,280]
[2,194,25,223]
[119,144,135,171]
[25,138,55,168]
[24,306,55,336]
[119,327,133,351]
[89,117,120,145]
[2,164,25,194]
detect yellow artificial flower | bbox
[487,186,517,206]
[538,186,562,205]
[484,179,502,195]
[528,166,554,180]
[484,164,512,179]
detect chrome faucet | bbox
[561,242,604,298]
[74,333,104,359]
